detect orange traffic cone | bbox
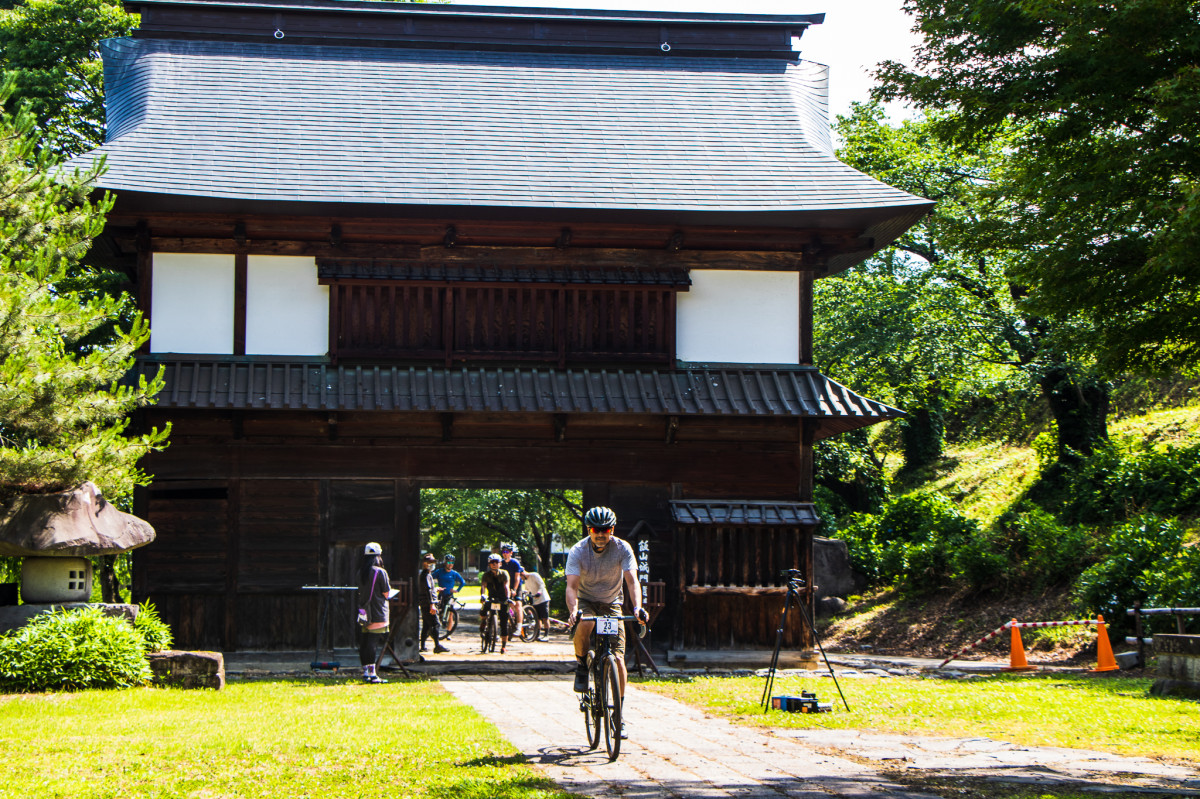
[1006,619,1036,671]
[1091,614,1118,673]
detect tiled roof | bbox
[670,500,820,526]
[71,38,931,239]
[139,361,901,437]
[316,261,691,287]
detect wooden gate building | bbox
[72,0,931,655]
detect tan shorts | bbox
[578,599,625,656]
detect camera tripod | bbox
[760,569,850,713]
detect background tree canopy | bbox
[420,489,582,574]
[823,103,1110,470]
[875,0,1200,373]
[0,81,167,508]
[0,0,137,158]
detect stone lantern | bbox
[0,482,154,612]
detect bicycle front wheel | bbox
[584,660,601,750]
[601,655,622,760]
[481,612,495,653]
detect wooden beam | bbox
[121,238,828,270]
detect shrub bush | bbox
[1007,506,1097,589]
[547,567,566,618]
[133,602,173,652]
[0,607,151,692]
[1074,515,1195,635]
[1063,443,1200,523]
[840,491,981,592]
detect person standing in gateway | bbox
[565,506,648,723]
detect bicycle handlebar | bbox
[568,614,649,639]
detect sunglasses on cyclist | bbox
[588,526,615,534]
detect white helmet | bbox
[488,553,502,563]
[364,542,382,555]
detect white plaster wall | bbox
[676,270,799,364]
[151,253,235,354]
[246,256,329,356]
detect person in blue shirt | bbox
[432,554,466,605]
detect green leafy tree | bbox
[421,489,581,573]
[825,104,1109,468]
[0,0,137,158]
[875,0,1200,373]
[0,84,168,508]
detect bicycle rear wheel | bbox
[520,607,537,641]
[601,655,622,760]
[438,606,458,639]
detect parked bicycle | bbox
[437,592,462,640]
[508,591,537,642]
[569,614,646,760]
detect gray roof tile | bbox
[137,359,901,439]
[73,37,930,225]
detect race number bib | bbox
[596,616,620,636]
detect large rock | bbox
[0,482,154,557]
[813,537,866,600]
[147,650,226,690]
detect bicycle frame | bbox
[571,614,644,761]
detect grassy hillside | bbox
[820,403,1200,662]
[894,405,1200,528]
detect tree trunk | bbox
[900,401,945,472]
[1038,365,1110,464]
[99,555,122,603]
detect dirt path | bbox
[440,675,1200,799]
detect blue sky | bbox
[463,0,922,120]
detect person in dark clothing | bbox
[418,552,448,654]
[499,543,524,634]
[357,541,397,683]
[479,553,511,653]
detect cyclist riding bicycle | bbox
[566,506,648,737]
[432,554,466,605]
[479,553,512,653]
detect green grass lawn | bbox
[641,672,1200,764]
[0,678,570,799]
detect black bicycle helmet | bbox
[584,506,617,529]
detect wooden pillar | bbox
[798,419,816,502]
[233,253,248,356]
[393,479,420,572]
[224,478,242,651]
[801,526,815,652]
[799,271,814,367]
[136,221,152,354]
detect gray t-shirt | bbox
[565,536,636,604]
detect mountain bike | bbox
[437,592,462,640]
[480,600,502,653]
[570,614,646,761]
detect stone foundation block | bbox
[148,650,225,690]
[1150,634,1200,699]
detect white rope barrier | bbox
[939,618,1101,668]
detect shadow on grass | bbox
[428,754,574,799]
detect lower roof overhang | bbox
[136,359,902,440]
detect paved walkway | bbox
[440,675,1200,799]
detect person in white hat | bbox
[357,542,397,683]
